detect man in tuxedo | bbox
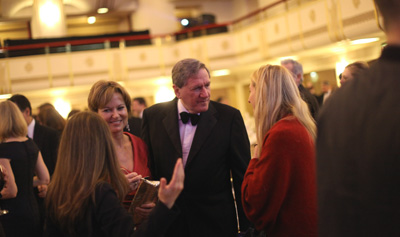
[317,0,400,236]
[142,58,250,236]
[281,59,320,119]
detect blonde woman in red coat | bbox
[242,65,317,237]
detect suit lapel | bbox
[162,99,182,156]
[33,124,43,146]
[186,102,218,167]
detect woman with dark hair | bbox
[37,106,66,133]
[242,65,317,236]
[0,101,50,237]
[340,61,369,85]
[45,111,184,236]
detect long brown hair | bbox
[46,112,128,234]
[37,107,66,132]
[251,65,316,156]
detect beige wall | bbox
[0,21,30,45]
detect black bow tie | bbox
[180,112,200,126]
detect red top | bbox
[121,132,152,209]
[241,116,317,237]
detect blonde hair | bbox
[87,80,131,113]
[0,100,27,142]
[46,112,128,234]
[251,65,316,156]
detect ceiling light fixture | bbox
[87,16,96,24]
[350,37,379,45]
[181,19,189,26]
[211,69,230,77]
[39,1,61,27]
[0,94,11,100]
[97,8,109,14]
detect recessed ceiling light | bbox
[87,16,96,24]
[350,38,379,45]
[181,19,189,26]
[97,8,109,14]
[211,69,230,77]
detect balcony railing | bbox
[0,0,289,58]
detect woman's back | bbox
[45,182,134,237]
[0,139,41,237]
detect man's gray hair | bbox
[281,59,304,82]
[172,58,210,88]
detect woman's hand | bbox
[126,172,142,192]
[135,202,156,219]
[158,159,184,209]
[37,184,48,198]
[0,159,17,199]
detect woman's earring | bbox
[126,123,130,132]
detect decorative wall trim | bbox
[342,10,375,27]
[303,26,329,38]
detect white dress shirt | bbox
[177,100,198,167]
[27,118,35,139]
[323,90,332,104]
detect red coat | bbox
[242,116,317,237]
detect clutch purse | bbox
[128,178,160,225]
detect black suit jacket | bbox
[33,122,60,176]
[317,45,400,236]
[125,116,142,137]
[142,99,250,236]
[299,84,319,120]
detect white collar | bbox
[27,118,35,139]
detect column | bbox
[31,0,67,39]
[131,0,177,36]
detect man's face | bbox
[322,84,331,93]
[173,68,211,114]
[22,107,31,125]
[132,100,145,114]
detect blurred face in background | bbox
[97,93,128,134]
[131,100,146,117]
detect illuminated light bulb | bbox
[181,19,189,26]
[310,72,317,78]
[54,98,71,119]
[39,1,61,27]
[310,72,319,83]
[155,86,175,103]
[211,69,230,77]
[87,16,96,24]
[97,8,109,14]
